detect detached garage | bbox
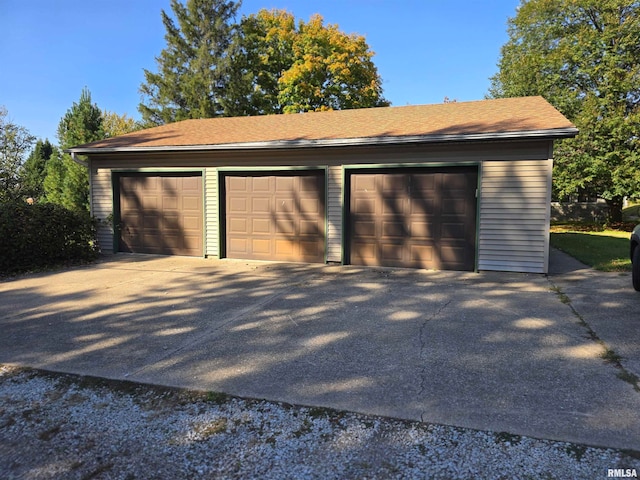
[68,96,577,273]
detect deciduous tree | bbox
[102,111,141,138]
[0,106,35,203]
[223,9,297,115]
[226,9,389,115]
[278,13,389,113]
[489,0,640,222]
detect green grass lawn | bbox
[550,227,632,271]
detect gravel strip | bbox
[1,365,638,480]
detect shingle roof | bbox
[69,96,577,152]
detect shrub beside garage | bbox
[0,201,99,275]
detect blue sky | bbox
[0,0,519,144]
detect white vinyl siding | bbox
[205,168,219,257]
[478,159,552,273]
[327,165,342,262]
[91,167,114,253]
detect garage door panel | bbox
[411,175,436,191]
[409,199,435,214]
[142,233,163,249]
[139,177,159,191]
[163,177,178,189]
[441,223,466,239]
[354,175,376,192]
[274,220,295,235]
[300,220,322,236]
[383,174,407,192]
[299,198,320,214]
[119,174,203,256]
[228,238,248,255]
[141,196,159,209]
[299,176,321,192]
[410,245,434,264]
[225,172,325,263]
[381,243,404,262]
[182,196,201,211]
[442,199,469,215]
[181,176,200,190]
[382,221,406,237]
[251,238,271,255]
[163,196,178,210]
[182,215,201,232]
[409,221,433,238]
[300,240,321,255]
[229,218,247,233]
[142,213,161,229]
[349,168,477,271]
[275,176,294,191]
[183,233,201,248]
[275,239,294,256]
[354,198,376,214]
[352,242,376,263]
[354,220,376,237]
[440,246,467,265]
[229,197,248,213]
[162,234,181,249]
[275,198,294,213]
[251,218,271,234]
[251,197,271,213]
[382,201,404,215]
[228,177,247,191]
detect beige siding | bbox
[87,139,555,272]
[327,166,342,262]
[478,159,552,273]
[91,167,114,253]
[205,168,219,257]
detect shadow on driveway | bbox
[1,254,639,450]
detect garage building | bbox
[68,96,577,273]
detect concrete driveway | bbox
[1,253,639,450]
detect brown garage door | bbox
[224,172,325,263]
[349,167,477,271]
[119,174,203,256]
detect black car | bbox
[631,224,640,291]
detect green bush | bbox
[0,201,99,274]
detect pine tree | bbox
[139,0,240,125]
[21,139,54,201]
[44,88,103,212]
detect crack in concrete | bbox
[418,299,452,422]
[546,276,640,393]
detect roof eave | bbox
[66,127,579,154]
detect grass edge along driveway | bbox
[550,227,631,271]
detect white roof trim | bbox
[66,127,579,154]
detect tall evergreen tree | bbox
[44,88,103,212]
[21,139,54,201]
[139,0,240,126]
[489,0,640,221]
